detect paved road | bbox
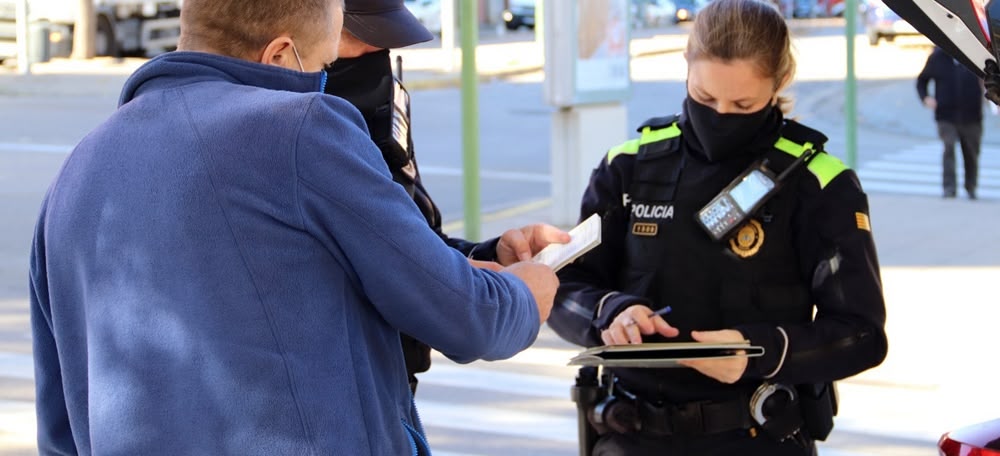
[2,19,999,455]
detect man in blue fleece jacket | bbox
[28,0,558,454]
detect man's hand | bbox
[600,304,679,345]
[923,96,937,110]
[502,261,558,323]
[496,224,571,266]
[678,329,748,384]
[468,259,503,272]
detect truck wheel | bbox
[95,15,120,57]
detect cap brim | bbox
[343,8,435,49]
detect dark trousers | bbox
[592,430,816,456]
[937,121,982,197]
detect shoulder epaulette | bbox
[774,120,845,189]
[606,115,682,164]
[636,114,681,132]
[780,119,828,146]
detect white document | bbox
[531,214,602,272]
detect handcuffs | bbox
[749,382,809,446]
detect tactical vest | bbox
[609,116,847,401]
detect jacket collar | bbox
[119,51,327,107]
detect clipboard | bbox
[568,342,765,368]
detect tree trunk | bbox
[70,0,96,59]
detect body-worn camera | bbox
[697,146,818,242]
[696,162,780,242]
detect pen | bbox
[624,306,672,326]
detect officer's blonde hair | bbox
[687,0,796,113]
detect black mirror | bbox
[882,0,993,77]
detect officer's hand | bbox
[502,261,558,323]
[922,96,937,110]
[496,224,572,266]
[678,329,748,384]
[601,304,679,345]
[468,259,503,272]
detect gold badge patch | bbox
[632,222,658,237]
[855,212,871,232]
[729,219,764,258]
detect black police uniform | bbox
[549,108,888,455]
[325,50,501,393]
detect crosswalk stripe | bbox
[0,400,37,446]
[856,142,1000,198]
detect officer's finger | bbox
[526,224,571,251]
[605,325,630,345]
[624,322,643,345]
[500,229,532,262]
[653,317,680,338]
[601,329,614,346]
[630,312,658,336]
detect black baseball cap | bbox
[343,0,434,49]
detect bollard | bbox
[28,20,50,64]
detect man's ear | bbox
[260,36,295,69]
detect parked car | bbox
[818,0,848,16]
[503,0,535,30]
[863,0,920,45]
[633,0,679,27]
[793,0,818,17]
[404,0,441,35]
[773,0,795,18]
[938,418,1000,456]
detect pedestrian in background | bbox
[917,46,984,200]
[325,0,570,395]
[28,0,560,453]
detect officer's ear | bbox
[775,73,792,94]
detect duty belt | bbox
[611,383,755,437]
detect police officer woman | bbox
[548,0,888,454]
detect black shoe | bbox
[968,191,977,200]
[943,192,957,199]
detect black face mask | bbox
[683,96,782,162]
[324,49,412,170]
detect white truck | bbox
[1,0,182,62]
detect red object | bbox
[938,418,1000,456]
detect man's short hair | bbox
[179,0,341,58]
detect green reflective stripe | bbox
[607,124,681,164]
[774,137,807,157]
[807,153,848,188]
[639,124,681,145]
[773,136,847,189]
[606,139,640,164]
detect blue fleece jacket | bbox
[29,51,540,455]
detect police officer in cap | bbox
[324,0,570,394]
[548,0,888,454]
